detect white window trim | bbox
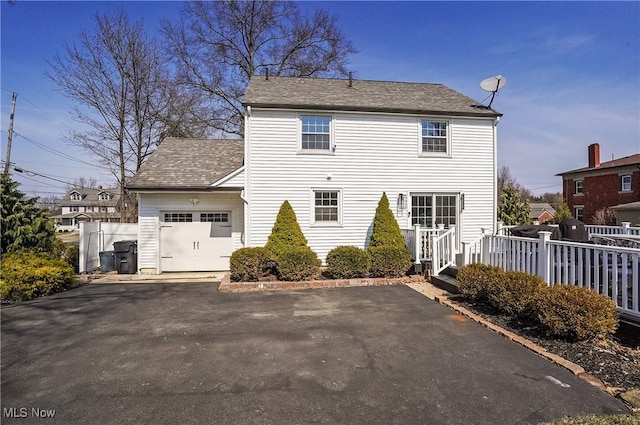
[574,180,584,195]
[298,114,334,155]
[418,118,451,158]
[408,192,460,229]
[574,206,584,221]
[621,175,632,192]
[310,188,343,227]
[70,192,82,201]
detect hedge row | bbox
[457,264,618,341]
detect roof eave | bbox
[126,185,243,192]
[243,103,502,118]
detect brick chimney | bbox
[588,143,600,168]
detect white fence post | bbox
[414,223,421,264]
[481,227,489,264]
[449,224,456,263]
[537,231,552,284]
[622,222,630,235]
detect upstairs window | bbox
[574,180,583,195]
[98,192,110,201]
[420,120,449,154]
[70,192,82,201]
[301,116,331,151]
[621,175,632,192]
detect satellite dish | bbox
[480,75,506,108]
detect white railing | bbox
[401,224,446,264]
[431,226,456,276]
[587,222,640,237]
[462,232,485,266]
[480,232,640,321]
[79,222,138,273]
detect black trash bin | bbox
[113,240,137,274]
[99,250,115,273]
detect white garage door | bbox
[160,212,233,272]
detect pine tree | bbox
[552,201,573,224]
[265,200,308,260]
[497,185,531,226]
[368,193,408,250]
[1,174,55,255]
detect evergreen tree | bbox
[1,174,55,255]
[265,201,308,260]
[552,201,573,224]
[497,185,531,226]
[368,193,408,250]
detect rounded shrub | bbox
[488,271,546,319]
[51,238,80,274]
[230,247,271,282]
[1,251,74,302]
[326,246,371,279]
[368,246,412,278]
[276,248,321,281]
[457,264,506,305]
[535,284,618,341]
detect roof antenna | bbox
[348,71,353,88]
[265,67,269,81]
[480,75,506,108]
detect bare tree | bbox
[497,166,532,201]
[163,0,356,136]
[66,177,99,191]
[47,11,180,222]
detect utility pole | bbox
[3,92,17,175]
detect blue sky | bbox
[2,1,639,198]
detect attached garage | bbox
[127,138,245,274]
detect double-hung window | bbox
[313,190,340,225]
[574,180,583,195]
[574,207,584,222]
[70,192,81,201]
[420,120,449,155]
[301,115,331,152]
[621,175,632,192]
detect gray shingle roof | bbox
[59,188,120,207]
[243,76,501,117]
[127,138,244,190]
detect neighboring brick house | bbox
[529,202,555,224]
[557,143,640,224]
[51,187,121,231]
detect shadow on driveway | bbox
[1,283,629,424]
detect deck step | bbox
[442,265,459,278]
[430,274,460,294]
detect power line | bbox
[2,162,74,186]
[12,131,102,168]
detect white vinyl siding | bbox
[246,110,496,262]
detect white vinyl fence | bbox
[479,231,640,321]
[79,222,138,273]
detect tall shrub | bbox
[264,200,308,260]
[368,193,407,250]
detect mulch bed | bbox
[451,297,640,392]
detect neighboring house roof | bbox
[529,202,556,218]
[127,138,244,190]
[59,188,120,207]
[610,201,640,211]
[557,153,640,176]
[243,76,502,118]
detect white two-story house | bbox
[128,76,501,274]
[52,187,121,231]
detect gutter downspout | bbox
[493,116,500,234]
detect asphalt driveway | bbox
[1,283,629,424]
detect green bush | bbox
[51,238,80,273]
[488,271,546,318]
[368,246,412,278]
[230,247,271,282]
[265,201,308,261]
[276,248,321,281]
[326,246,371,279]
[457,264,506,305]
[1,251,74,302]
[536,284,618,341]
[368,193,408,250]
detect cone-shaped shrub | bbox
[368,193,407,250]
[265,200,308,260]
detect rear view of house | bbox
[128,76,502,273]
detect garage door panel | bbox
[160,222,233,272]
